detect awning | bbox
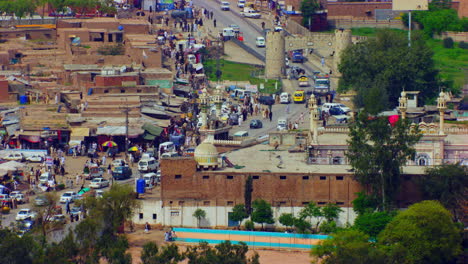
[70,127,90,140]
[142,123,163,136]
[96,126,144,137]
[143,132,156,141]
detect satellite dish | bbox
[71,37,81,46]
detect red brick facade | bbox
[94,75,139,87]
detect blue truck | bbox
[289,50,304,63]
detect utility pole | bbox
[120,98,130,156]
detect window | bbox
[278,201,286,206]
[120,89,125,93]
[320,176,327,180]
[226,175,233,180]
[104,89,109,93]
[302,176,309,180]
[137,89,142,93]
[202,175,210,179]
[45,33,52,39]
[252,175,260,179]
[139,213,143,219]
[203,201,210,206]
[302,202,309,205]
[175,175,181,179]
[152,214,157,220]
[227,201,234,206]
[170,211,179,217]
[336,202,344,205]
[336,176,344,181]
[280,176,287,180]
[318,202,326,205]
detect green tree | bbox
[141,242,184,264]
[192,208,207,228]
[321,203,343,222]
[338,30,439,113]
[185,241,259,264]
[244,220,254,231]
[378,200,462,264]
[11,0,37,21]
[0,229,45,264]
[352,192,378,215]
[300,0,320,29]
[346,112,421,211]
[33,192,63,244]
[418,163,468,222]
[244,176,253,215]
[299,202,323,231]
[251,199,274,230]
[293,217,312,234]
[311,229,385,264]
[228,204,248,228]
[353,211,394,238]
[67,0,97,15]
[278,213,295,229]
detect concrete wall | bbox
[327,2,392,19]
[133,202,358,228]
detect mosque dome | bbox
[194,141,219,167]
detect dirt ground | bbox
[126,228,312,264]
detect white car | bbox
[39,172,53,185]
[237,0,245,8]
[242,9,261,18]
[60,191,78,203]
[26,154,43,163]
[112,159,126,167]
[221,1,230,11]
[321,103,351,114]
[4,153,24,161]
[256,36,265,47]
[16,209,36,221]
[89,178,110,189]
[9,191,25,204]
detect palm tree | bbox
[193,208,206,228]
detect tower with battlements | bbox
[333,29,352,74]
[265,31,285,79]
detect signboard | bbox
[245,84,258,93]
[392,0,428,11]
[45,156,53,167]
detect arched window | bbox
[415,153,430,166]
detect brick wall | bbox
[327,2,392,19]
[95,75,139,87]
[0,80,9,101]
[160,158,425,208]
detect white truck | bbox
[241,7,261,18]
[280,92,290,104]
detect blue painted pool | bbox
[173,228,330,240]
[175,237,318,249]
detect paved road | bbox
[193,0,266,59]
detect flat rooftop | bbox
[222,144,426,175]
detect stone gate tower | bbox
[265,31,285,79]
[333,29,352,74]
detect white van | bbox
[143,172,157,188]
[280,92,290,104]
[158,142,175,158]
[39,172,54,185]
[138,157,158,172]
[321,103,351,114]
[255,36,265,47]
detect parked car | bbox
[26,154,43,163]
[60,191,78,203]
[228,113,240,126]
[321,103,351,114]
[250,119,263,129]
[220,1,230,11]
[256,36,265,47]
[89,178,110,189]
[237,0,245,8]
[258,96,275,105]
[0,194,11,202]
[10,191,25,204]
[112,159,126,167]
[112,166,132,180]
[4,153,24,161]
[51,214,67,224]
[70,207,81,217]
[34,195,48,206]
[16,209,37,221]
[39,172,54,185]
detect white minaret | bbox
[437,91,447,135]
[213,86,224,118]
[398,91,408,119]
[199,88,210,129]
[309,94,319,144]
